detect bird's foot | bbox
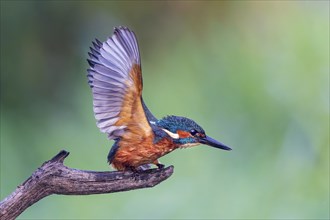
[156,163,165,169]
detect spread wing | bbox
[87,26,153,141]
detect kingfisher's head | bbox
[156,116,231,150]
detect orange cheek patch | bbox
[177,130,192,138]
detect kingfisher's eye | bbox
[190,129,198,136]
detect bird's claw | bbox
[156,164,165,169]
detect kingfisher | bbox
[87,26,231,171]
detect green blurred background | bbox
[1,1,329,219]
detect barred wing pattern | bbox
[87,27,152,140]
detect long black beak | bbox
[199,135,232,151]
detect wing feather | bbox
[87,26,152,140]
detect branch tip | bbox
[50,150,70,163]
[165,165,174,174]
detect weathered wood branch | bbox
[0,150,174,220]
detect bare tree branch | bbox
[0,150,174,220]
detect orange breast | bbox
[111,136,175,171]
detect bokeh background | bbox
[1,1,329,219]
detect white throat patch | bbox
[162,129,180,139]
[180,143,200,149]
